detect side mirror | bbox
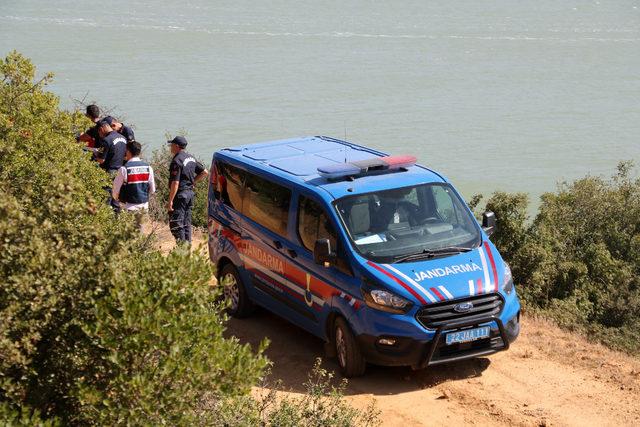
[482,211,497,237]
[313,238,334,266]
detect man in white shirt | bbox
[112,141,156,228]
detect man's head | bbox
[96,119,113,137]
[167,136,187,155]
[103,116,122,132]
[86,104,100,122]
[125,140,142,161]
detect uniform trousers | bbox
[170,189,195,244]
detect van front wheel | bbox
[219,263,254,318]
[334,317,366,377]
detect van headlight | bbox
[503,263,514,295]
[362,288,413,314]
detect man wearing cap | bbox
[96,119,127,211]
[102,116,136,143]
[96,120,127,172]
[167,136,208,244]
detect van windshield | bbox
[334,183,481,262]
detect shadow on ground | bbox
[225,308,491,396]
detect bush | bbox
[478,162,640,354]
[0,51,268,424]
[1,51,377,426]
[212,360,380,427]
[76,248,269,425]
[148,146,209,229]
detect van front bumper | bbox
[356,311,520,369]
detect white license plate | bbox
[445,326,491,345]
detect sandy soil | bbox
[150,222,640,427]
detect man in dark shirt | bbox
[167,136,208,244]
[103,116,135,143]
[96,120,127,212]
[96,120,127,172]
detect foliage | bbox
[0,50,136,420]
[0,51,108,218]
[264,359,380,427]
[478,162,640,354]
[148,146,209,229]
[0,51,267,425]
[76,248,269,425]
[212,360,380,427]
[1,51,376,427]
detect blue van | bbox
[208,136,520,377]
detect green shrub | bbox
[0,402,59,427]
[1,51,376,426]
[479,162,640,354]
[0,51,267,424]
[212,360,380,427]
[148,146,209,229]
[76,247,269,425]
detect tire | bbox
[219,263,254,318]
[334,317,366,377]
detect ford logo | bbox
[454,302,474,313]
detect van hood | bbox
[365,242,505,305]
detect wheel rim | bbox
[222,273,240,311]
[335,327,347,368]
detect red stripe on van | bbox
[484,242,499,292]
[430,287,446,301]
[366,261,427,305]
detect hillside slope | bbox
[151,222,640,426]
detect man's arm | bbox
[194,168,209,183]
[96,139,108,165]
[167,181,179,212]
[148,166,156,194]
[112,167,126,201]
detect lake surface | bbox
[1,0,639,205]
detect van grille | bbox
[416,293,504,329]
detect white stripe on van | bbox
[478,247,492,293]
[438,285,454,300]
[382,264,437,303]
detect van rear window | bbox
[216,162,245,211]
[244,174,291,237]
[215,161,291,237]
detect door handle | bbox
[273,240,283,249]
[287,249,297,258]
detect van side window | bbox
[216,161,245,210]
[298,197,352,276]
[298,196,337,251]
[244,173,291,237]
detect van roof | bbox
[216,136,447,200]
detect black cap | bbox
[102,116,115,126]
[167,136,188,148]
[96,119,110,128]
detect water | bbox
[1,0,639,205]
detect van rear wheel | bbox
[219,263,254,318]
[334,317,366,377]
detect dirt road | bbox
[153,224,640,426]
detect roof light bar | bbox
[317,155,417,179]
[380,155,417,170]
[317,162,361,179]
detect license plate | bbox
[445,326,490,345]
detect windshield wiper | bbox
[392,246,474,263]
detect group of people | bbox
[77,104,208,244]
